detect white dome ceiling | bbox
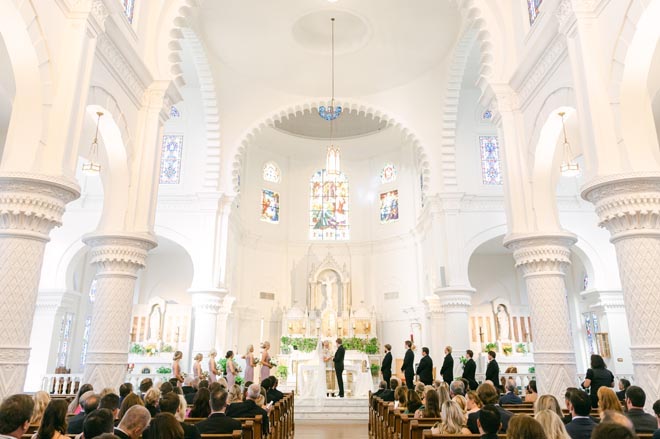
[194,0,461,96]
[273,107,389,139]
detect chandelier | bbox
[318,18,341,122]
[558,111,580,177]
[322,18,341,176]
[82,111,103,176]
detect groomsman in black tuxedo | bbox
[333,338,345,398]
[462,349,478,390]
[440,345,454,384]
[381,344,392,388]
[485,350,500,391]
[416,347,433,385]
[401,340,415,389]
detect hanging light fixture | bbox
[323,18,341,175]
[82,111,103,176]
[318,18,341,121]
[558,111,580,177]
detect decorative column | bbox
[0,174,79,397]
[82,234,156,389]
[505,233,578,404]
[190,291,223,360]
[437,287,475,376]
[583,175,660,404]
[424,295,445,362]
[215,296,236,356]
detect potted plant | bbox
[365,338,379,355]
[276,365,288,380]
[156,366,172,374]
[370,364,380,376]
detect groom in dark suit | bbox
[333,338,345,398]
[381,344,392,388]
[416,347,433,385]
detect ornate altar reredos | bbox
[282,253,376,339]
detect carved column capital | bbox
[0,173,80,241]
[191,291,223,315]
[83,233,157,277]
[434,287,475,313]
[423,295,443,317]
[582,174,660,241]
[505,233,576,276]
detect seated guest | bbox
[500,381,523,405]
[453,394,467,415]
[450,380,465,398]
[119,383,133,405]
[467,390,483,415]
[561,388,579,424]
[267,377,284,403]
[393,386,407,410]
[592,422,638,439]
[598,387,623,417]
[181,377,196,403]
[506,415,548,439]
[404,389,423,414]
[373,380,388,398]
[534,409,571,439]
[147,392,199,439]
[118,394,144,421]
[0,394,34,439]
[601,410,635,430]
[34,399,68,439]
[617,379,632,402]
[82,408,115,439]
[565,390,596,439]
[31,391,50,426]
[99,388,117,398]
[625,386,658,433]
[432,400,471,434]
[242,381,253,402]
[67,393,100,434]
[114,405,151,439]
[477,405,501,439]
[195,389,241,435]
[467,382,514,434]
[380,378,397,402]
[168,378,180,390]
[139,379,153,399]
[188,388,211,418]
[414,388,440,419]
[160,382,174,395]
[226,383,268,434]
[143,388,160,417]
[227,384,242,404]
[525,380,538,404]
[147,413,183,439]
[99,393,121,422]
[68,384,94,415]
[534,395,564,420]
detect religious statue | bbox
[148,304,163,342]
[495,304,510,341]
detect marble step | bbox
[294,397,369,421]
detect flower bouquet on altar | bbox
[144,343,158,356]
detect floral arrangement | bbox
[370,364,380,376]
[484,342,499,352]
[129,342,167,356]
[144,344,159,356]
[502,345,513,356]
[235,376,245,385]
[161,344,174,353]
[528,366,535,374]
[156,366,172,374]
[459,356,468,366]
[201,371,209,380]
[269,358,278,367]
[516,343,527,354]
[217,358,227,374]
[276,365,288,380]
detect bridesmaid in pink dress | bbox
[244,344,256,382]
[225,350,237,387]
[208,349,219,383]
[260,341,273,382]
[172,351,184,387]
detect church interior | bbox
[2,0,660,434]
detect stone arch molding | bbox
[0,0,54,162]
[87,86,132,160]
[230,100,432,198]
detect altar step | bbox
[294,397,369,422]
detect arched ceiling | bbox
[192,0,461,96]
[273,107,389,139]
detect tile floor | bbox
[294,421,369,438]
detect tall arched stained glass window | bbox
[263,162,281,183]
[310,170,349,240]
[122,0,136,23]
[479,135,503,185]
[528,0,543,25]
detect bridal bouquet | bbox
[269,358,278,367]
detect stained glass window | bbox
[261,189,280,223]
[80,316,92,369]
[263,162,281,183]
[583,312,600,356]
[528,0,543,25]
[122,0,135,23]
[170,106,180,118]
[160,134,184,184]
[57,313,74,368]
[88,279,98,303]
[380,163,397,184]
[310,170,349,240]
[479,135,503,185]
[482,109,493,121]
[380,190,399,223]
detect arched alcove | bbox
[0,35,15,163]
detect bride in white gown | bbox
[298,339,327,404]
